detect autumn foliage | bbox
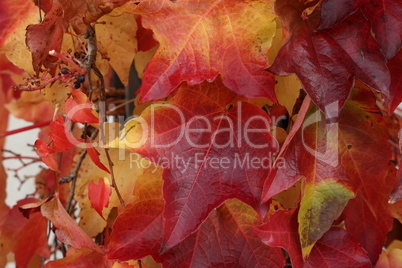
[1,0,402,267]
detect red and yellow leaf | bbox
[124,0,277,102]
[263,82,391,258]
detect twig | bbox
[38,0,42,23]
[63,149,87,214]
[85,25,125,208]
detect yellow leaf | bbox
[76,147,142,237]
[96,13,138,86]
[275,74,301,116]
[298,180,354,259]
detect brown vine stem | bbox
[85,25,125,208]
[63,149,87,214]
[62,128,100,214]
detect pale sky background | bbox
[4,116,41,207]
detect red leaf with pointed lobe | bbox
[136,16,158,52]
[320,0,402,59]
[107,167,164,260]
[88,178,112,219]
[65,90,99,124]
[127,0,277,103]
[158,199,285,268]
[35,139,59,171]
[49,114,79,151]
[263,83,389,202]
[117,79,278,249]
[269,1,389,115]
[0,198,50,268]
[86,144,110,173]
[254,208,304,268]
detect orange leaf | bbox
[40,196,104,254]
[35,139,60,172]
[86,144,110,173]
[64,90,99,124]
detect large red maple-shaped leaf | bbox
[269,1,389,115]
[254,208,372,268]
[320,0,402,59]
[262,82,391,257]
[125,0,277,103]
[158,199,285,267]
[113,78,278,249]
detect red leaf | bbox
[128,0,277,103]
[65,90,99,124]
[319,0,369,30]
[320,0,402,59]
[88,178,112,219]
[158,199,285,267]
[40,196,104,254]
[342,165,397,264]
[254,208,304,268]
[35,139,59,172]
[255,208,372,268]
[86,144,110,173]
[46,247,112,268]
[49,114,79,152]
[0,198,50,268]
[136,16,158,52]
[269,1,389,115]
[117,79,279,249]
[263,83,390,201]
[26,1,65,74]
[107,167,164,260]
[388,50,402,114]
[305,228,372,268]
